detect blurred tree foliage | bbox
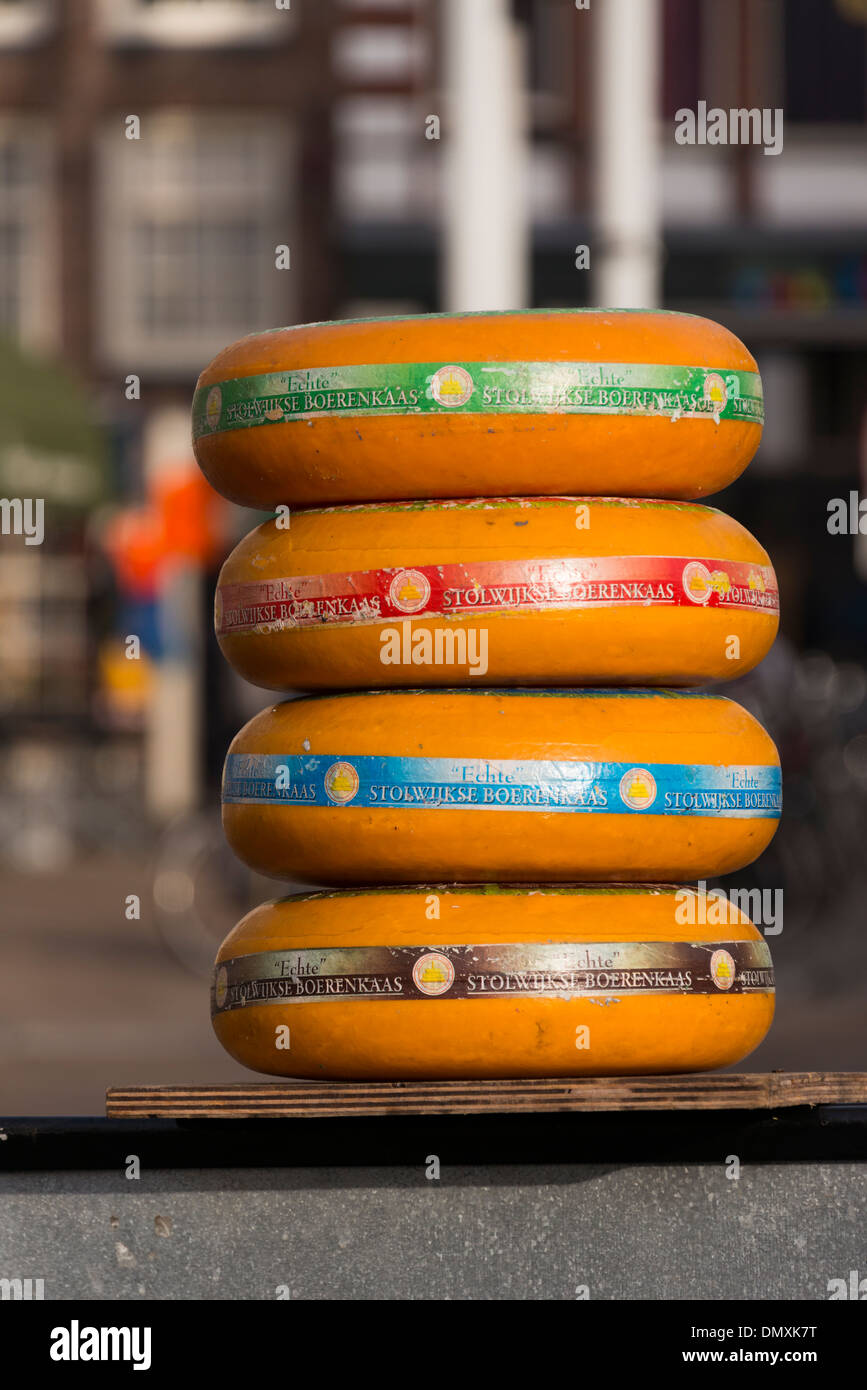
[0,338,108,511]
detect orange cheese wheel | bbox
[222,690,781,884]
[216,497,779,691]
[211,886,775,1080]
[192,310,763,508]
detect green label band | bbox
[193,361,763,438]
[212,939,774,1013]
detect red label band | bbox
[216,555,779,635]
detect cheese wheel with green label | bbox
[211,886,775,1079]
[222,690,781,884]
[192,310,763,508]
[216,496,779,691]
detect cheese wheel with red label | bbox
[211,886,775,1079]
[192,310,763,508]
[222,689,781,884]
[216,497,779,691]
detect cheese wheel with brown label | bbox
[215,497,779,691]
[211,886,776,1080]
[192,310,763,508]
[222,689,782,884]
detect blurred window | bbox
[785,0,867,122]
[98,0,294,47]
[663,0,867,125]
[333,0,433,220]
[338,1,424,9]
[661,0,702,119]
[97,115,292,374]
[753,142,867,226]
[524,0,582,218]
[0,0,53,48]
[0,547,89,720]
[335,95,436,221]
[0,121,56,350]
[333,23,427,85]
[0,222,21,328]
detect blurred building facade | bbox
[0,0,865,817]
[0,0,336,850]
[333,0,867,652]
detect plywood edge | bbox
[106,1072,867,1120]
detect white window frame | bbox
[0,117,58,351]
[0,0,55,49]
[96,0,296,49]
[96,112,294,375]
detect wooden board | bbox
[106,1072,867,1120]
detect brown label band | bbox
[212,940,774,1014]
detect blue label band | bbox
[222,754,782,818]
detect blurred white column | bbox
[593,0,662,308]
[442,0,529,311]
[143,407,202,822]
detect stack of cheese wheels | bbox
[194,309,781,1081]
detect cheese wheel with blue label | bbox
[211,886,776,1079]
[221,689,781,884]
[192,310,763,508]
[215,496,779,691]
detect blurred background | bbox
[0,0,866,1112]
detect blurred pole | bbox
[143,408,202,822]
[442,0,529,311]
[856,407,867,583]
[593,0,662,308]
